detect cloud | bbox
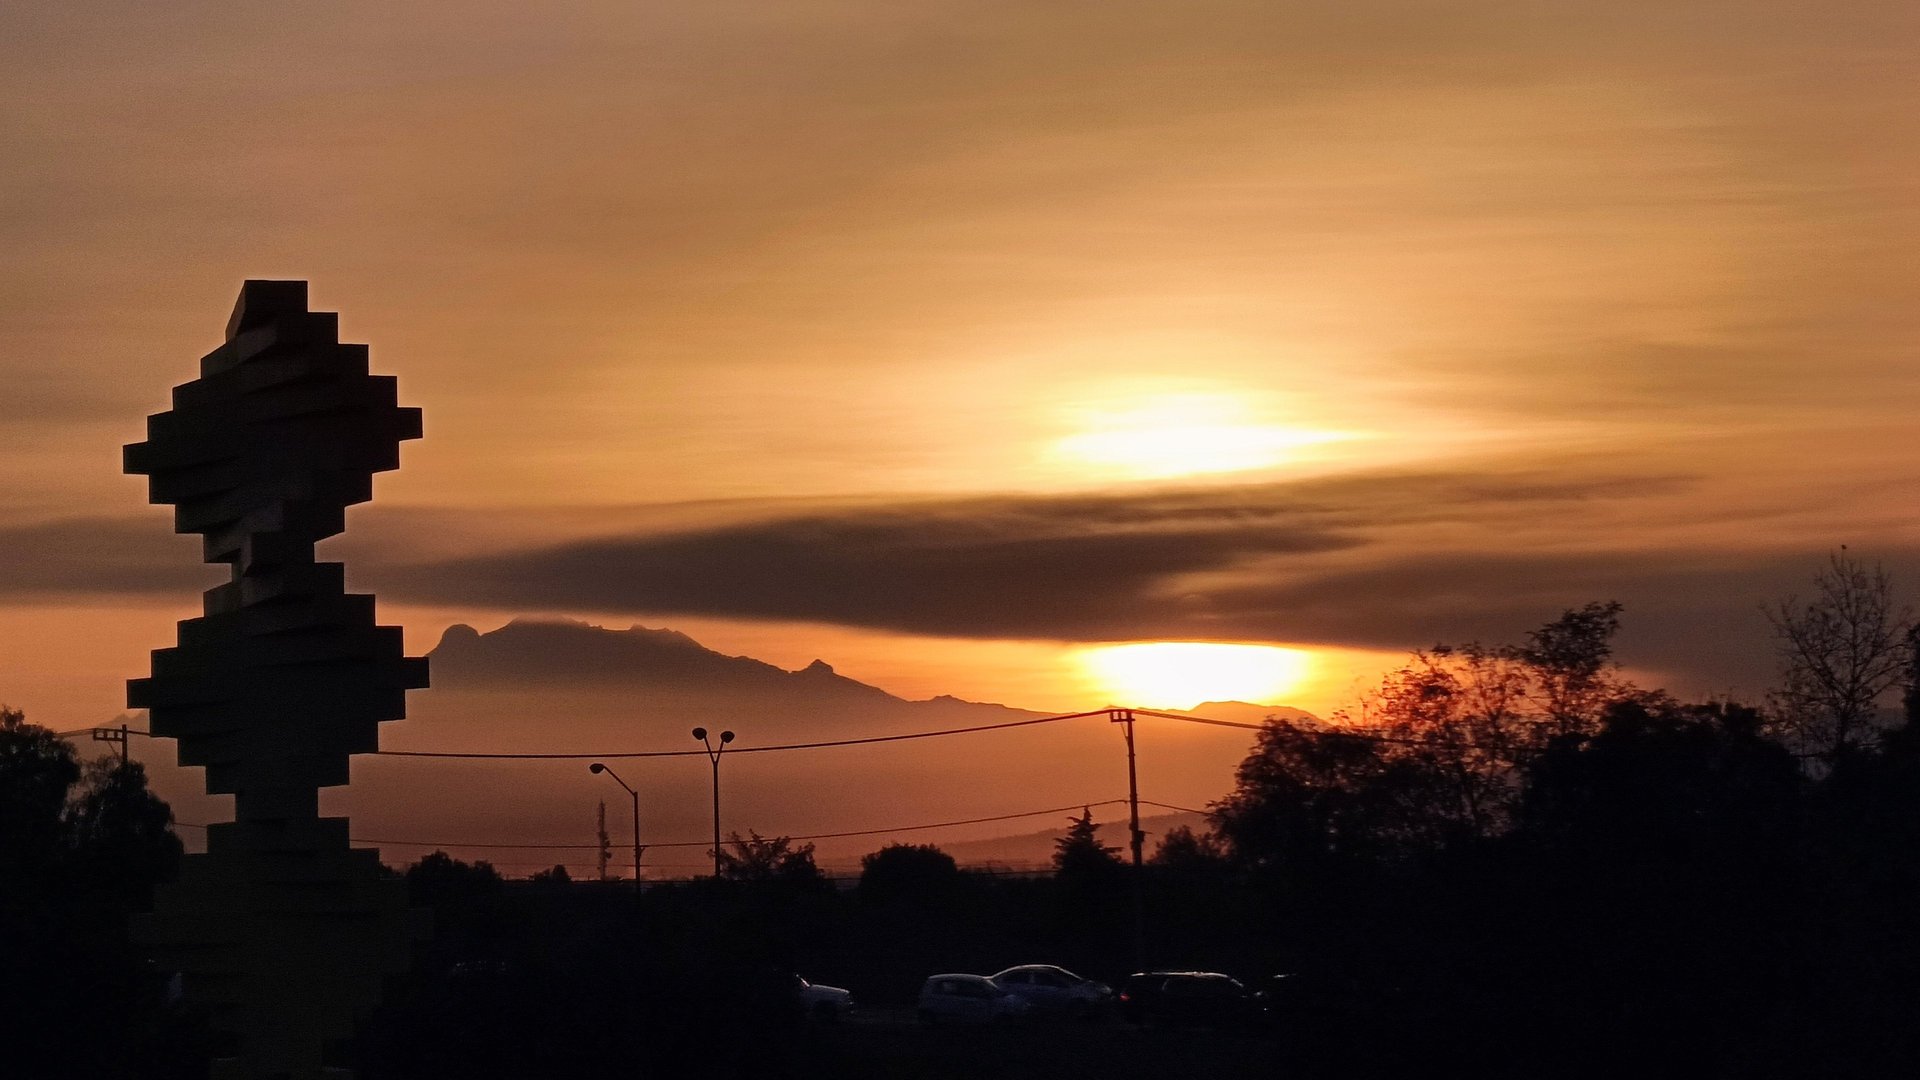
[9,466,1896,701]
[0,516,216,599]
[372,469,1711,641]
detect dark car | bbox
[1119,971,1251,1028]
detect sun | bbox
[1048,391,1351,481]
[1074,642,1311,710]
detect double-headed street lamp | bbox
[691,727,734,878]
[588,762,642,888]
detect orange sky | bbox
[4,2,1919,747]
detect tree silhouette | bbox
[1520,600,1630,733]
[718,830,826,888]
[1328,602,1650,844]
[1,706,200,1079]
[858,843,959,904]
[67,757,183,908]
[1052,807,1122,878]
[0,704,81,899]
[1210,719,1409,873]
[1766,550,1912,760]
[1149,824,1227,871]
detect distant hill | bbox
[424,618,1028,719]
[140,618,1312,878]
[432,619,900,703]
[1180,700,1317,726]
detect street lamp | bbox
[691,727,734,878]
[588,762,642,888]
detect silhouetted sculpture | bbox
[126,281,428,1080]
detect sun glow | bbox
[1075,642,1312,710]
[1049,392,1351,480]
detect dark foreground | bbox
[801,1012,1276,1080]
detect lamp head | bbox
[720,730,735,745]
[589,762,606,774]
[691,727,708,742]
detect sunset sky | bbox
[4,1,1918,738]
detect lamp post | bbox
[691,727,734,878]
[1108,708,1146,970]
[588,762,642,889]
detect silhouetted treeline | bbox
[0,706,199,1080]
[6,565,1920,1077]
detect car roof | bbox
[993,964,1074,976]
[924,973,993,983]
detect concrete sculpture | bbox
[126,281,428,1080]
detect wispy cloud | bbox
[370,469,1709,642]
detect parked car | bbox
[918,974,1033,1025]
[988,965,1114,1019]
[1119,971,1252,1028]
[792,974,855,1021]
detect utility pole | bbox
[92,724,129,767]
[1109,708,1146,970]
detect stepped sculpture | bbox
[126,281,429,1080]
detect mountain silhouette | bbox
[1182,700,1317,726]
[141,618,1312,875]
[429,619,964,708]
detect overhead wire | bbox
[59,709,1126,759]
[371,708,1120,759]
[51,704,1536,759]
[168,797,1134,852]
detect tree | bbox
[406,852,506,957]
[1052,807,1122,879]
[858,843,959,903]
[67,757,182,907]
[1519,600,1629,733]
[1,707,196,1079]
[406,851,504,910]
[1332,602,1649,842]
[1210,718,1415,873]
[1342,645,1530,841]
[1149,825,1227,871]
[0,704,81,897]
[717,830,826,888]
[529,864,572,886]
[1516,700,1802,853]
[1,706,180,908]
[1766,550,1912,760]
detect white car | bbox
[989,964,1114,1018]
[917,973,1033,1025]
[793,974,854,1021]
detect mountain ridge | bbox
[425,617,1317,724]
[141,616,1311,873]
[427,617,1027,713]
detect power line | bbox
[55,706,1259,760]
[53,706,1537,758]
[1131,709,1267,731]
[170,797,1132,852]
[372,709,1119,759]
